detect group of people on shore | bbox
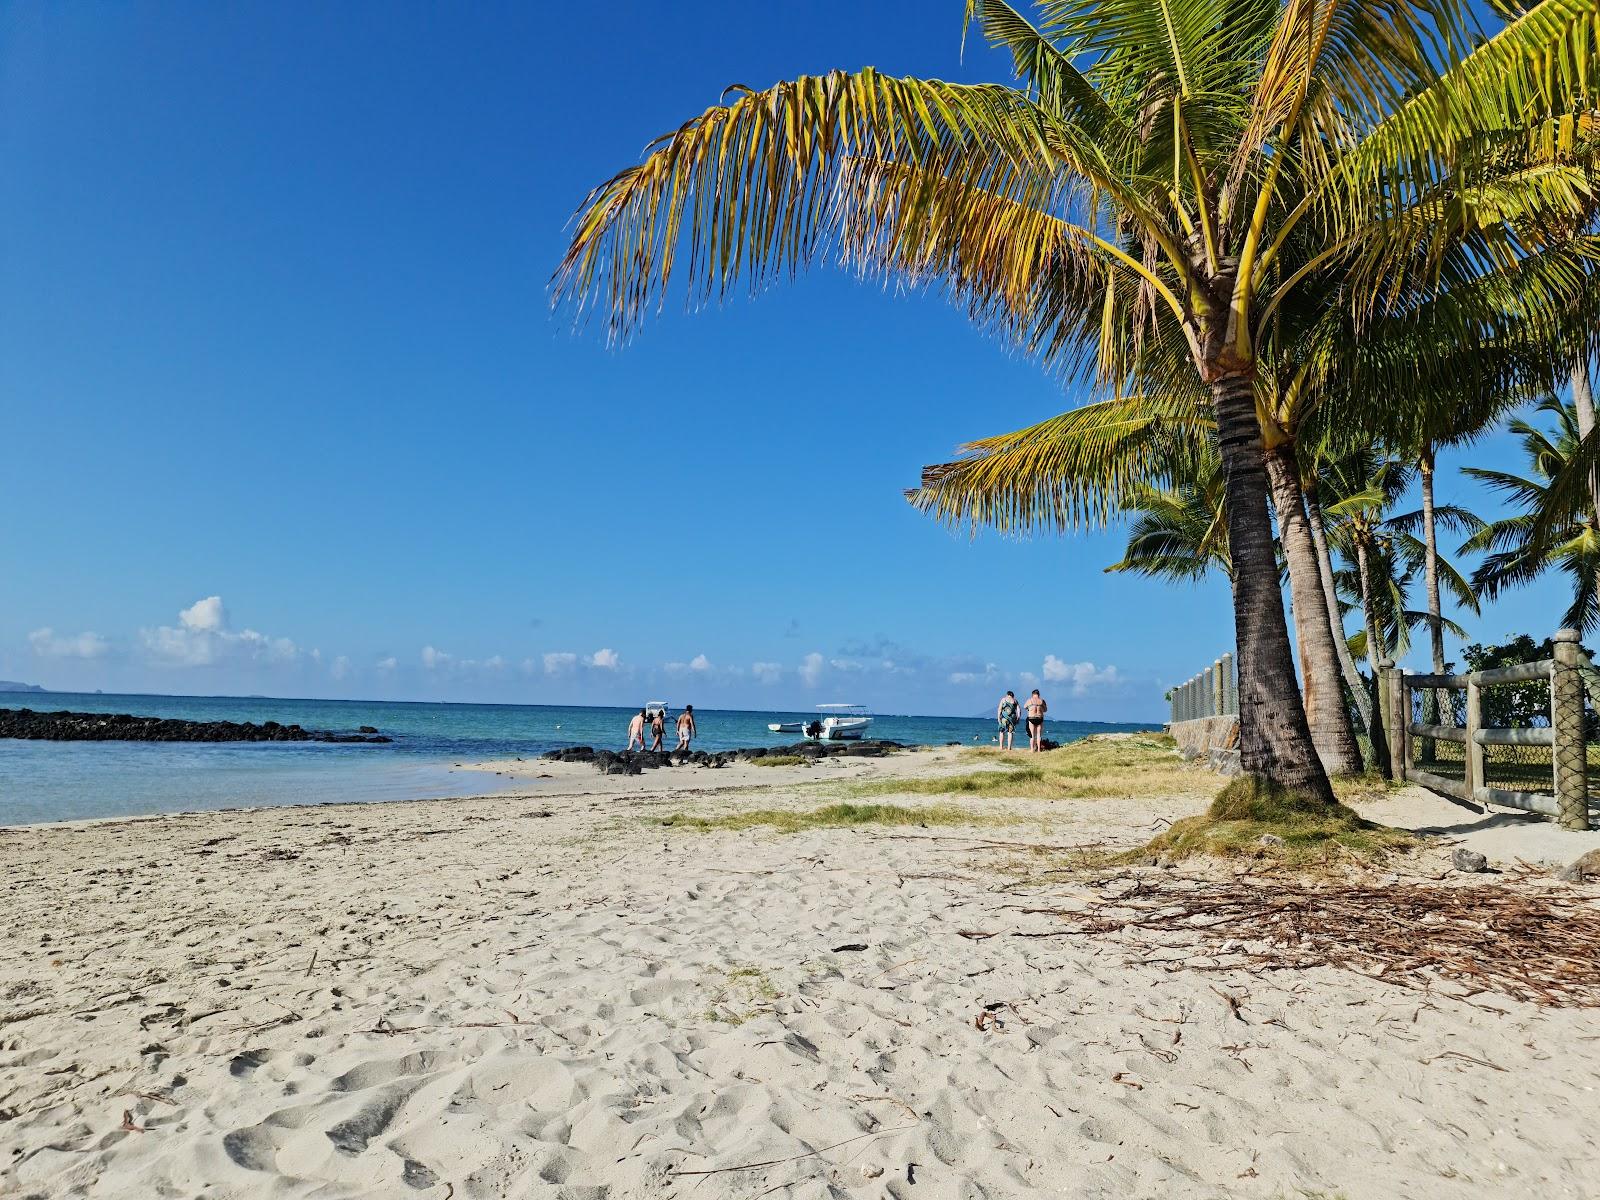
[995,688,1048,752]
[626,704,695,752]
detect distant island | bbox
[0,680,47,693]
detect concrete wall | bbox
[1167,715,1239,761]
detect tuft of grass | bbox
[752,754,808,767]
[659,801,1016,833]
[1134,774,1415,867]
[703,963,781,1025]
[848,734,1210,802]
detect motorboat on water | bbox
[645,700,670,720]
[766,719,806,734]
[802,704,872,741]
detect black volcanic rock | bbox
[541,740,905,775]
[0,708,391,744]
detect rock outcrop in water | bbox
[0,708,392,743]
[542,740,902,775]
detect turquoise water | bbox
[0,692,1154,826]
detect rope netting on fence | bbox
[1406,686,1556,796]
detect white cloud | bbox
[544,651,578,674]
[29,627,110,659]
[483,655,507,671]
[421,645,452,670]
[1019,671,1039,688]
[588,648,620,670]
[179,595,227,633]
[829,658,866,672]
[330,655,351,681]
[1042,656,1122,696]
[689,653,712,672]
[948,662,1000,686]
[799,652,825,687]
[751,661,783,684]
[140,597,297,668]
[376,656,398,671]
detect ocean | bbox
[0,692,1155,826]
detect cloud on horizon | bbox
[28,627,111,660]
[140,596,298,668]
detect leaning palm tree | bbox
[555,0,1599,803]
[1465,397,1600,634]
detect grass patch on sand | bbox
[1134,775,1414,867]
[848,733,1210,801]
[703,964,781,1025]
[752,754,808,767]
[660,801,1016,833]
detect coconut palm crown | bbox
[555,0,1600,801]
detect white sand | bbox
[3,749,1598,1198]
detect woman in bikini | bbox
[1024,689,1048,753]
[649,708,666,751]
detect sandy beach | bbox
[4,744,1599,1199]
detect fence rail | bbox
[1386,629,1594,831]
[1168,653,1237,724]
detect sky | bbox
[0,1,1579,721]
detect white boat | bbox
[767,720,806,734]
[801,704,872,741]
[644,700,670,720]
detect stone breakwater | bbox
[542,740,904,775]
[0,708,392,744]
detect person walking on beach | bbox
[996,690,1020,751]
[675,704,696,751]
[649,707,666,751]
[1024,689,1048,753]
[626,708,647,751]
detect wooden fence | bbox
[1382,629,1594,831]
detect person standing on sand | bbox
[649,707,666,751]
[1024,689,1048,753]
[675,704,696,751]
[996,690,1020,751]
[626,709,647,751]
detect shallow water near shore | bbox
[0,691,1152,825]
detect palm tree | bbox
[1322,449,1477,768]
[1103,443,1235,582]
[554,0,1599,803]
[1465,397,1600,634]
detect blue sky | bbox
[0,1,1576,720]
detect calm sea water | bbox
[0,692,1154,826]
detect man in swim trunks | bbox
[996,690,1020,751]
[626,708,647,751]
[675,704,696,751]
[1024,689,1048,752]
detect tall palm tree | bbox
[1323,449,1477,768]
[554,0,1599,803]
[1465,397,1600,633]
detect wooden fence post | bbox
[1465,674,1485,812]
[1551,629,1590,831]
[1384,660,1408,782]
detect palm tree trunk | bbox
[1211,373,1336,803]
[1419,443,1451,744]
[1264,446,1365,775]
[1304,481,1372,738]
[1355,536,1393,777]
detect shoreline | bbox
[3,743,1598,1197]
